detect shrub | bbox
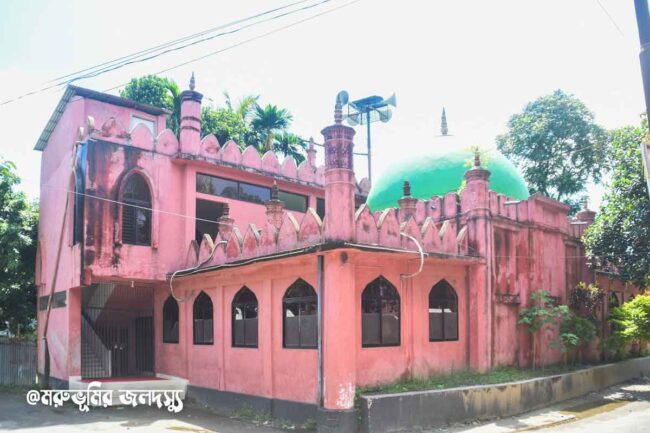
[608,293,650,356]
[518,290,570,369]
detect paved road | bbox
[0,390,294,433]
[443,377,650,433]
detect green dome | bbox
[367,149,530,211]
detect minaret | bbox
[441,107,449,136]
[179,72,203,155]
[321,93,356,241]
[265,182,285,230]
[306,137,317,167]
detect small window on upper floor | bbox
[195,199,224,244]
[316,198,325,220]
[130,116,155,135]
[121,173,152,246]
[278,190,308,213]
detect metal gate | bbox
[81,283,154,379]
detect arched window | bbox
[283,279,317,349]
[429,280,458,342]
[232,287,258,348]
[121,173,152,246]
[193,291,213,345]
[362,276,400,347]
[163,296,179,343]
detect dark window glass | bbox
[316,198,325,220]
[195,199,224,244]
[429,280,458,342]
[163,296,179,343]
[73,170,84,244]
[362,276,400,347]
[283,279,318,349]
[278,190,308,213]
[239,182,270,204]
[193,291,213,345]
[38,292,67,311]
[232,287,258,348]
[196,173,271,205]
[122,174,152,246]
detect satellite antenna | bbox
[339,92,396,185]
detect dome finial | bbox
[474,148,481,168]
[403,179,411,197]
[189,72,196,91]
[441,107,448,136]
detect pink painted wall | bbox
[36,84,646,415]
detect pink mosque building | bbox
[34,78,638,431]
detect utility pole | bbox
[634,0,650,196]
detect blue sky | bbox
[0,0,644,208]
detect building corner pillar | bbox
[318,251,358,433]
[462,152,493,372]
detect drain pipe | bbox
[317,254,325,406]
[168,237,226,303]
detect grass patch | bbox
[358,364,598,396]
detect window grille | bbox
[283,279,317,349]
[361,276,401,347]
[232,287,258,348]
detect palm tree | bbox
[274,132,307,164]
[251,104,293,152]
[223,92,259,123]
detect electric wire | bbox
[1,0,359,106]
[45,0,314,84]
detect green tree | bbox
[497,90,607,211]
[250,104,293,152]
[223,92,259,123]
[201,106,249,146]
[120,75,181,134]
[273,131,307,164]
[0,158,38,335]
[607,293,650,356]
[558,311,597,364]
[583,122,650,287]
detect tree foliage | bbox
[558,311,597,363]
[518,290,570,368]
[120,75,181,134]
[568,282,604,321]
[607,293,650,355]
[121,75,306,162]
[0,158,38,334]
[583,122,650,287]
[497,90,607,211]
[200,106,248,146]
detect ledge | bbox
[358,356,650,433]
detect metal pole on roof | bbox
[633,0,650,197]
[366,108,372,185]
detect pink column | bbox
[322,251,356,410]
[179,73,203,156]
[461,152,493,372]
[321,99,356,242]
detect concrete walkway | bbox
[0,390,297,433]
[441,377,650,433]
